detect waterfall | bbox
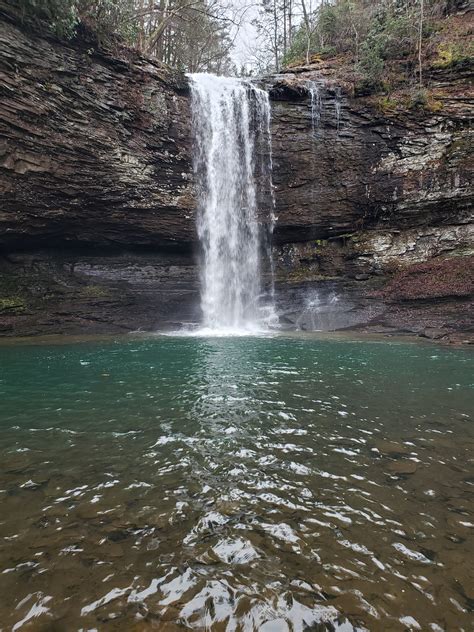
[335,86,342,133]
[306,80,323,135]
[188,73,276,333]
[307,80,343,133]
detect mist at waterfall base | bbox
[186,73,277,336]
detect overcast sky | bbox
[228,0,318,70]
[229,2,260,69]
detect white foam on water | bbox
[165,324,277,338]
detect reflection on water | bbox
[0,335,473,631]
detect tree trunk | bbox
[300,0,311,65]
[272,0,279,71]
[418,0,424,86]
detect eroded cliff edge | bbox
[0,8,472,340]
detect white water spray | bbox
[307,80,323,135]
[188,74,276,334]
[335,86,342,133]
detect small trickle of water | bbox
[296,291,340,331]
[254,86,279,328]
[188,74,276,333]
[335,86,342,133]
[306,80,323,135]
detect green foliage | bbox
[283,0,464,91]
[17,0,139,42]
[79,0,138,45]
[318,3,338,44]
[407,87,445,112]
[433,41,474,68]
[409,87,428,108]
[15,0,234,73]
[376,95,398,112]
[281,26,322,67]
[18,0,78,38]
[358,42,385,88]
[318,0,358,54]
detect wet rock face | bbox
[269,77,473,245]
[0,250,200,336]
[0,13,195,250]
[267,74,473,341]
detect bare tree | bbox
[122,0,252,72]
[418,0,424,86]
[300,0,311,64]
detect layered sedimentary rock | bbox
[270,72,472,243]
[268,70,473,340]
[0,9,194,250]
[0,6,197,334]
[0,6,472,338]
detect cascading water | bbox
[306,80,343,133]
[307,80,323,135]
[188,73,276,333]
[335,86,342,133]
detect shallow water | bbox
[0,335,473,631]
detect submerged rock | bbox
[374,440,412,458]
[387,460,418,475]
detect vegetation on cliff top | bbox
[13,0,240,73]
[14,0,473,86]
[279,0,473,92]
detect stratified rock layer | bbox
[269,71,473,341]
[0,8,194,250]
[270,74,472,244]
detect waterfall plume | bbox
[188,73,276,334]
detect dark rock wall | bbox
[0,11,472,338]
[0,11,195,250]
[270,74,472,245]
[0,11,198,335]
[0,250,199,335]
[268,73,473,341]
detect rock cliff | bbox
[0,7,472,340]
[0,7,194,249]
[0,6,199,334]
[268,70,473,340]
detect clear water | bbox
[0,335,473,631]
[188,74,274,333]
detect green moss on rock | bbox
[0,297,27,312]
[79,285,112,298]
